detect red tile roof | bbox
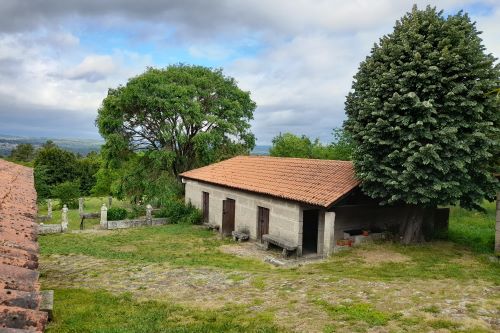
[0,159,47,332]
[180,156,359,207]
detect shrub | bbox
[126,205,146,219]
[107,207,128,221]
[51,180,80,208]
[154,199,202,224]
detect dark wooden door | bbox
[222,199,235,236]
[257,206,269,242]
[202,192,209,223]
[302,210,319,254]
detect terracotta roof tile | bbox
[180,156,359,207]
[0,159,47,332]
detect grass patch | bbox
[422,304,440,314]
[38,197,128,230]
[46,289,281,333]
[447,201,496,253]
[427,318,460,330]
[314,300,393,326]
[40,224,269,271]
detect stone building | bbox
[181,156,447,257]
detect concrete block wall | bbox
[185,180,301,245]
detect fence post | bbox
[47,199,52,219]
[78,197,84,215]
[146,204,153,225]
[100,204,108,229]
[108,196,112,208]
[61,204,68,231]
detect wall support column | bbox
[323,211,336,257]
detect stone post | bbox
[323,212,336,257]
[495,192,500,254]
[78,197,84,215]
[146,204,153,225]
[100,204,108,229]
[61,204,68,231]
[108,196,112,208]
[47,199,52,219]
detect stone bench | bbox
[203,223,219,231]
[262,234,297,258]
[231,231,249,242]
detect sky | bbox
[0,1,498,144]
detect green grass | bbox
[40,224,269,271]
[447,201,496,253]
[38,197,128,230]
[315,300,395,327]
[46,289,281,333]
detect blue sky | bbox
[0,0,498,144]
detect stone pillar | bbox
[146,204,153,225]
[47,199,52,219]
[108,196,112,208]
[297,208,304,257]
[61,204,68,231]
[323,211,336,257]
[100,204,108,229]
[78,197,84,214]
[495,192,500,254]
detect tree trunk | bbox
[399,205,426,244]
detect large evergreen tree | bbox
[345,6,500,243]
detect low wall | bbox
[37,224,63,234]
[106,218,169,230]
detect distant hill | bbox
[0,134,103,156]
[251,145,270,156]
[0,134,270,157]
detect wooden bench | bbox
[262,234,297,258]
[232,231,249,242]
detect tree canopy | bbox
[345,6,499,242]
[96,65,256,176]
[269,129,353,160]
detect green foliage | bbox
[44,289,280,333]
[96,64,256,177]
[315,300,393,326]
[34,144,78,198]
[154,199,203,224]
[269,129,354,160]
[107,207,128,221]
[76,151,100,196]
[344,6,500,209]
[10,143,36,162]
[447,201,496,253]
[51,180,80,208]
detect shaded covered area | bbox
[0,159,48,332]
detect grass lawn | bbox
[39,201,500,333]
[38,197,128,230]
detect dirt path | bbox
[40,252,499,332]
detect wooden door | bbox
[257,206,269,242]
[222,199,235,236]
[202,192,209,223]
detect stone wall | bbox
[37,224,63,234]
[106,218,169,230]
[185,180,301,245]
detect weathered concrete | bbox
[61,205,68,231]
[37,224,63,235]
[100,204,108,229]
[146,204,153,225]
[185,180,301,247]
[106,218,168,230]
[78,198,84,214]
